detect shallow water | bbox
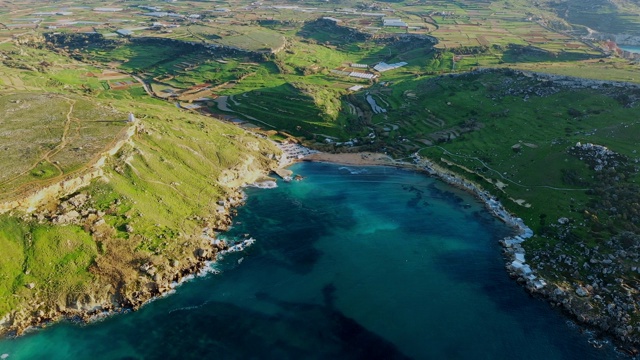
[619,45,640,54]
[0,162,621,359]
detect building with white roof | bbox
[383,18,407,27]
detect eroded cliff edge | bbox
[0,103,281,336]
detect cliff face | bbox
[0,123,138,215]
[0,102,281,336]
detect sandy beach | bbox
[303,152,396,166]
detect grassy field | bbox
[359,70,640,238]
[0,93,127,200]
[0,94,280,321]
[0,216,97,316]
[0,50,281,324]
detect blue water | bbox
[619,45,640,54]
[0,162,621,359]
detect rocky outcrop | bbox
[526,231,640,346]
[0,131,278,337]
[0,181,258,336]
[217,155,273,188]
[0,169,104,215]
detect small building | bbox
[128,113,136,123]
[383,18,407,27]
[322,17,341,23]
[94,7,123,12]
[143,12,170,17]
[139,6,162,12]
[374,61,408,72]
[116,29,133,37]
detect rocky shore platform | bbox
[0,186,257,338]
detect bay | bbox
[0,162,620,359]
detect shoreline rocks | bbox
[0,165,270,338]
[303,150,639,349]
[415,156,640,350]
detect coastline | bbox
[0,169,273,338]
[300,151,640,352]
[302,152,397,166]
[0,147,625,352]
[301,152,539,286]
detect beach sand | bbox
[304,152,396,166]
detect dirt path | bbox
[432,145,591,191]
[131,75,155,97]
[0,98,134,199]
[0,98,75,189]
[213,96,276,129]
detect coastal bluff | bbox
[0,103,282,337]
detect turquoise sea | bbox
[619,45,640,54]
[0,162,621,359]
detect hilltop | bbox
[0,41,281,334]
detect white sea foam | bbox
[248,181,277,189]
[219,237,257,256]
[338,166,368,175]
[198,261,221,277]
[168,304,203,315]
[168,262,222,290]
[1,353,9,359]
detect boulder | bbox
[195,248,210,259]
[576,286,589,297]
